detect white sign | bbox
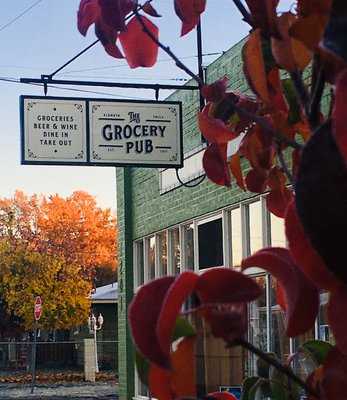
[21,97,87,164]
[20,96,183,168]
[89,101,181,166]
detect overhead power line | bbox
[0,76,151,100]
[57,52,223,76]
[0,0,43,33]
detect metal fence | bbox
[0,340,118,373]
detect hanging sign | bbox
[20,96,87,164]
[20,96,183,168]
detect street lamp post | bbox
[88,312,104,373]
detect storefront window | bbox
[249,201,263,254]
[170,228,181,275]
[135,240,144,287]
[158,231,168,277]
[198,217,223,269]
[148,236,155,280]
[184,223,195,271]
[270,213,286,247]
[231,208,242,266]
[248,276,267,375]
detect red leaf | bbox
[128,277,175,368]
[196,268,262,304]
[229,153,245,190]
[266,167,293,217]
[297,0,332,17]
[271,12,312,72]
[95,21,124,58]
[321,347,347,400]
[148,365,172,400]
[285,200,340,291]
[142,1,161,17]
[266,188,293,218]
[119,15,159,68]
[203,143,231,187]
[328,285,347,355]
[198,104,238,144]
[332,68,347,165]
[241,247,319,337]
[208,391,238,400]
[244,0,279,36]
[149,337,196,400]
[99,0,135,32]
[243,29,270,103]
[245,169,268,193]
[201,77,228,102]
[174,0,206,36]
[240,125,275,171]
[200,303,248,341]
[170,337,196,397]
[77,0,100,36]
[156,272,198,358]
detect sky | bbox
[0,0,293,212]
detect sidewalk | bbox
[0,382,118,399]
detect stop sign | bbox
[34,296,42,321]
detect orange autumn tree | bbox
[36,191,117,279]
[0,240,91,331]
[0,190,118,280]
[76,0,347,399]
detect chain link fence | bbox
[0,340,118,374]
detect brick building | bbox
[116,39,331,400]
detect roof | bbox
[91,282,118,304]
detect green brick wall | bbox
[116,37,257,400]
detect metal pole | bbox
[94,326,99,373]
[30,322,38,394]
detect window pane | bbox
[171,228,181,275]
[231,208,242,266]
[249,201,263,254]
[184,223,194,271]
[158,232,168,277]
[148,236,155,280]
[135,241,144,287]
[198,218,223,269]
[248,276,267,375]
[270,213,286,247]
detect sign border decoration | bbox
[20,95,183,169]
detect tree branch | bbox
[233,338,320,399]
[290,71,310,120]
[309,66,325,129]
[276,144,294,185]
[231,102,303,150]
[134,10,203,86]
[232,0,254,26]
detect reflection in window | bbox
[319,292,334,343]
[270,278,290,362]
[148,236,155,280]
[248,276,267,375]
[184,223,194,270]
[249,202,263,254]
[171,228,181,275]
[135,241,144,287]
[198,218,223,269]
[158,231,168,277]
[270,213,286,247]
[231,208,242,266]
